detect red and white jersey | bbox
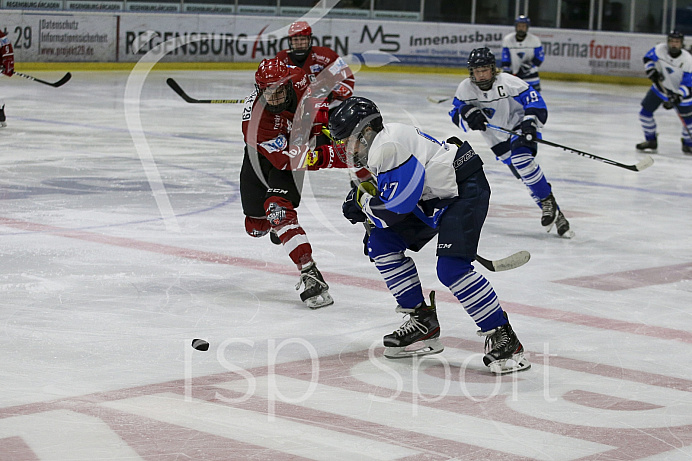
[276,46,355,102]
[241,67,313,171]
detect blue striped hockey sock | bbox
[373,251,424,309]
[639,109,656,140]
[511,150,551,200]
[447,270,506,331]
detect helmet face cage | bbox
[288,21,313,58]
[515,15,530,39]
[468,48,497,91]
[329,97,383,168]
[668,30,684,57]
[255,58,292,113]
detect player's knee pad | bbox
[510,135,537,154]
[367,228,409,260]
[436,256,473,288]
[264,197,297,229]
[245,216,270,238]
[510,149,538,172]
[639,107,654,118]
[679,106,692,119]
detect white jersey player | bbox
[449,47,573,238]
[328,96,530,374]
[636,30,692,154]
[501,15,544,91]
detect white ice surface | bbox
[0,70,691,460]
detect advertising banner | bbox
[1,10,116,61]
[0,9,666,77]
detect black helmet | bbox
[669,30,684,41]
[668,30,684,57]
[328,97,383,141]
[328,97,383,167]
[467,47,497,91]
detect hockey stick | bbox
[485,123,653,172]
[166,78,245,104]
[476,251,530,272]
[12,71,71,88]
[427,96,452,104]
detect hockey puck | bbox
[191,339,210,351]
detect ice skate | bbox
[0,104,6,128]
[477,312,530,374]
[383,291,444,359]
[636,139,657,152]
[555,211,574,238]
[296,262,333,309]
[682,139,692,155]
[540,193,558,230]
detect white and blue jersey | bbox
[644,43,692,102]
[450,72,547,157]
[360,123,482,229]
[501,33,544,76]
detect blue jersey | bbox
[361,123,482,229]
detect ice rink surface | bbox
[0,69,691,460]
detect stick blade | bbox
[52,72,72,87]
[427,96,450,104]
[477,251,531,272]
[633,155,654,171]
[166,78,196,103]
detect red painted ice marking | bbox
[2,215,692,345]
[554,262,692,291]
[80,406,311,461]
[0,436,40,461]
[562,390,663,411]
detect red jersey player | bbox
[276,21,354,108]
[277,21,371,202]
[241,57,348,309]
[0,30,15,127]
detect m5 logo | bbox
[360,25,400,52]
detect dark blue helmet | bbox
[328,97,383,167]
[668,30,684,57]
[328,97,383,142]
[515,15,531,26]
[515,15,530,40]
[467,47,497,90]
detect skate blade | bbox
[488,354,531,374]
[558,229,575,239]
[543,220,557,233]
[305,291,334,309]
[384,339,444,359]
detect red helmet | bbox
[288,21,312,38]
[255,58,290,90]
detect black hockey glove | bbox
[663,93,682,110]
[462,107,487,131]
[343,188,367,224]
[520,118,538,142]
[645,67,660,83]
